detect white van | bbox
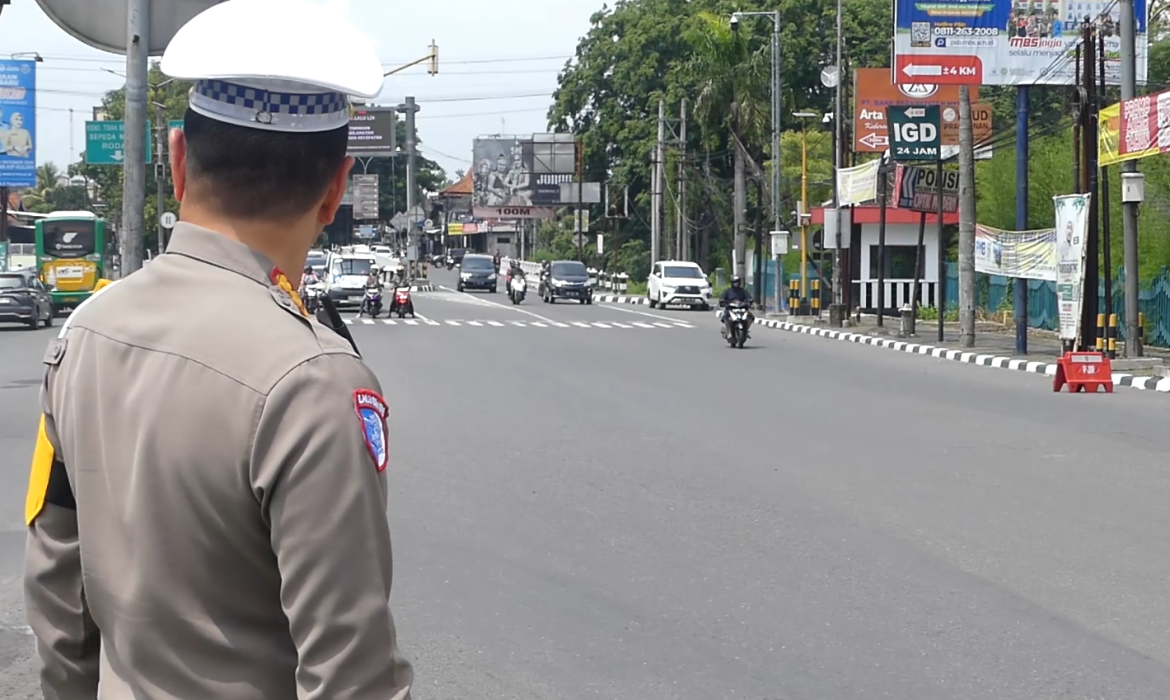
[324,250,378,307]
[646,260,712,310]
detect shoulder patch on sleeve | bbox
[352,389,389,472]
[42,338,67,366]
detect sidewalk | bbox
[755,313,1170,393]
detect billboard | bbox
[0,60,37,188]
[1098,89,1170,167]
[854,68,992,158]
[974,224,1056,280]
[348,108,396,156]
[472,136,562,219]
[893,0,1149,86]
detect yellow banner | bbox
[447,222,464,235]
[1098,103,1121,167]
[1099,102,1164,167]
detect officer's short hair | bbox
[181,107,349,222]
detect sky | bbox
[0,0,603,178]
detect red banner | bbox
[1117,89,1170,162]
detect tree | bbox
[547,0,891,277]
[21,163,63,212]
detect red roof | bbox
[440,171,472,196]
[811,205,957,226]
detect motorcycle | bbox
[360,286,383,318]
[445,256,455,271]
[391,284,414,318]
[508,275,526,305]
[722,300,752,348]
[303,283,324,314]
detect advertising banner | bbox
[854,68,991,157]
[893,0,1148,86]
[0,59,37,187]
[974,224,1057,280]
[1053,193,1091,342]
[472,137,557,219]
[523,138,576,205]
[836,159,881,206]
[1097,89,1170,167]
[347,108,396,156]
[352,174,380,220]
[893,164,958,213]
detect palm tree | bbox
[22,162,63,213]
[683,11,770,279]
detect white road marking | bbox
[487,320,505,327]
[405,319,419,326]
[531,322,547,327]
[439,285,563,324]
[591,322,612,328]
[468,321,483,326]
[632,322,655,328]
[446,320,461,326]
[572,322,591,328]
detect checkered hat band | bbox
[188,79,350,133]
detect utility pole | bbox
[576,135,584,261]
[733,129,747,280]
[155,102,166,253]
[769,11,782,303]
[830,0,845,324]
[957,86,977,348]
[1014,86,1030,354]
[1120,0,1142,356]
[651,98,664,265]
[677,99,687,260]
[120,0,149,275]
[397,97,419,270]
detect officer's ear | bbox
[169,128,187,202]
[318,156,354,226]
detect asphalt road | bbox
[3,268,1170,698]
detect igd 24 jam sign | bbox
[887,105,941,162]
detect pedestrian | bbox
[22,0,413,698]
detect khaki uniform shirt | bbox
[23,223,413,700]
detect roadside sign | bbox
[159,211,177,229]
[886,105,941,161]
[85,120,153,165]
[853,68,991,157]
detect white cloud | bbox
[308,0,383,51]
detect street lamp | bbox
[730,10,782,304]
[793,111,817,306]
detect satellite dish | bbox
[34,0,228,56]
[820,66,840,88]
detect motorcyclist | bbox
[299,266,319,293]
[492,249,502,272]
[719,276,753,332]
[361,266,382,316]
[506,260,526,284]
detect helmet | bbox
[371,266,380,273]
[303,266,312,274]
[731,275,743,288]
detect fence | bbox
[943,263,1170,348]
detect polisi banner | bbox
[892,164,958,214]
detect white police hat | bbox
[160,0,384,133]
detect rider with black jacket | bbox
[719,276,753,329]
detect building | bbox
[812,204,959,314]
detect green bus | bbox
[35,211,107,310]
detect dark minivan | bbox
[0,271,55,330]
[457,254,498,293]
[540,260,592,304]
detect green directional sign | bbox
[85,120,153,166]
[886,105,941,162]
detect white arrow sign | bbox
[111,150,124,161]
[901,63,943,78]
[858,132,887,149]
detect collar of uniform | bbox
[165,223,275,287]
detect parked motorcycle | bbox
[508,275,526,305]
[722,300,752,348]
[391,284,414,318]
[360,286,383,318]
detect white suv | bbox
[647,260,712,310]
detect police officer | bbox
[23,1,413,698]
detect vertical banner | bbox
[352,174,380,220]
[0,59,37,187]
[1053,194,1091,342]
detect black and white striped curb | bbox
[593,294,648,305]
[755,318,1170,393]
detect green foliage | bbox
[976,127,1170,281]
[547,0,891,273]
